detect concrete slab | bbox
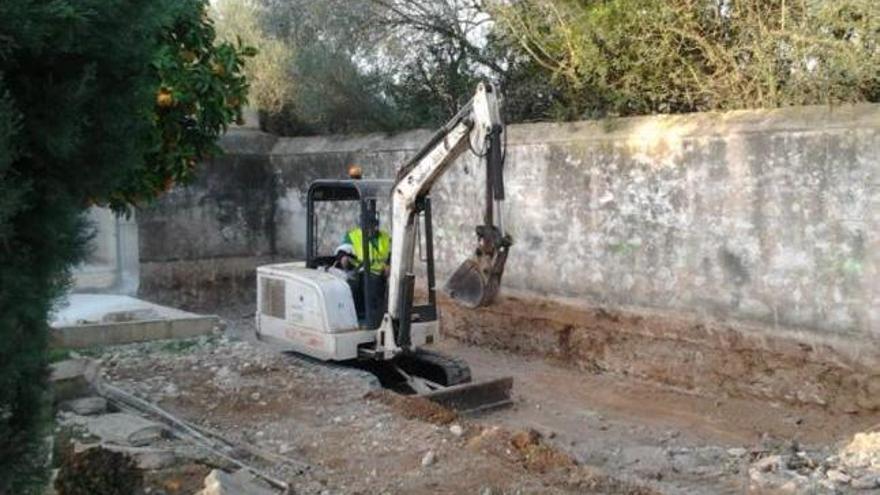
[50,294,219,349]
[64,397,108,416]
[85,412,165,446]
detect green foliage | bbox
[258,0,406,134]
[495,0,880,119]
[213,0,295,113]
[216,0,511,134]
[289,43,403,134]
[0,1,251,492]
[111,1,254,209]
[216,0,880,132]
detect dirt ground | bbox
[74,291,880,494]
[437,341,880,494]
[93,331,653,494]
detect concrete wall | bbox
[138,104,879,342]
[73,207,139,295]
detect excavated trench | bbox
[140,267,880,414]
[437,292,880,414]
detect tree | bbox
[229,0,403,135]
[0,1,251,492]
[494,0,880,119]
[217,0,528,134]
[213,0,294,114]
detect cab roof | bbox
[308,179,393,202]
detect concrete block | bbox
[64,397,107,416]
[50,294,219,349]
[51,316,218,349]
[85,413,165,446]
[50,359,96,402]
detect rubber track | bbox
[404,348,472,386]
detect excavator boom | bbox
[376,82,512,359]
[374,82,514,412]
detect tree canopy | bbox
[213,0,879,133]
[0,1,251,491]
[495,0,880,119]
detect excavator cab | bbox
[305,179,438,331]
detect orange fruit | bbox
[156,88,174,108]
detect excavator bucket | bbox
[445,257,499,308]
[445,232,511,308]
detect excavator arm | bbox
[375,83,511,360]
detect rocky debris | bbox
[841,432,880,471]
[195,469,277,495]
[364,389,457,425]
[504,429,576,474]
[55,446,144,495]
[726,447,748,457]
[747,433,880,494]
[85,413,165,446]
[826,468,851,484]
[75,442,177,470]
[753,454,784,473]
[618,446,672,477]
[449,424,464,438]
[50,359,97,402]
[64,396,108,416]
[421,450,436,467]
[162,382,180,398]
[851,474,880,490]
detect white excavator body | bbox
[256,261,439,361]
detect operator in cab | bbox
[337,164,391,277]
[335,213,390,327]
[337,214,391,276]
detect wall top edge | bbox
[217,103,880,157]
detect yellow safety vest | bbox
[347,228,391,275]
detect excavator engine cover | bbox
[445,226,512,308]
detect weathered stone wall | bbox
[139,104,880,346]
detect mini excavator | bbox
[256,83,513,412]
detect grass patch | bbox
[47,348,72,363]
[158,339,199,353]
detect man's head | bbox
[335,243,354,258]
[335,243,355,269]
